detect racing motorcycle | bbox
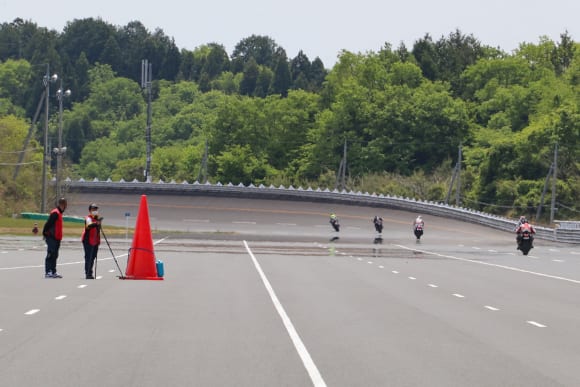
[518,230,533,255]
[414,224,424,240]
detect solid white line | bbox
[394,244,580,284]
[452,294,465,298]
[25,309,40,315]
[243,241,326,387]
[484,305,499,311]
[55,295,67,300]
[527,321,547,328]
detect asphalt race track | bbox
[1,193,580,386]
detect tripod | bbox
[100,227,126,279]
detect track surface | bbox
[1,193,580,386]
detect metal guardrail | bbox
[65,178,580,244]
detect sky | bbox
[1,0,579,68]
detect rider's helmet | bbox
[330,213,336,220]
[88,203,99,210]
[520,216,528,224]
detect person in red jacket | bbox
[81,203,102,279]
[42,198,67,278]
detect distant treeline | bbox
[0,18,578,221]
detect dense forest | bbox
[0,17,578,223]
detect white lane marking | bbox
[395,244,580,284]
[392,270,399,274]
[183,218,210,223]
[408,276,416,280]
[485,306,500,311]
[55,295,67,300]
[0,237,166,272]
[527,321,547,328]
[276,223,297,226]
[357,258,363,261]
[528,255,539,259]
[472,247,481,250]
[243,241,326,387]
[233,221,256,224]
[428,284,438,288]
[570,252,580,255]
[78,284,88,289]
[1,251,7,254]
[25,309,40,315]
[452,294,465,298]
[549,249,559,252]
[378,265,384,269]
[488,249,497,253]
[552,259,564,263]
[18,248,24,251]
[367,261,373,264]
[96,276,103,279]
[108,269,115,273]
[0,328,3,332]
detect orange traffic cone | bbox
[124,195,163,280]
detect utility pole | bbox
[141,59,153,183]
[341,139,347,190]
[198,139,208,182]
[41,66,57,213]
[550,143,558,224]
[536,163,553,221]
[455,145,462,206]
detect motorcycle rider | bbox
[413,215,424,240]
[329,213,340,232]
[373,216,383,234]
[515,217,536,250]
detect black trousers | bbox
[45,237,61,274]
[83,240,99,276]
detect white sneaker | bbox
[52,272,63,278]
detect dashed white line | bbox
[408,276,416,280]
[484,306,500,311]
[395,244,580,284]
[25,309,40,315]
[428,284,438,288]
[527,321,547,328]
[488,249,497,253]
[357,258,363,261]
[276,223,297,226]
[392,270,399,274]
[55,295,67,300]
[452,294,465,298]
[367,261,373,264]
[183,218,210,223]
[552,259,564,263]
[78,284,88,289]
[233,221,256,224]
[378,265,384,269]
[472,247,481,250]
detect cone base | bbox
[121,276,164,281]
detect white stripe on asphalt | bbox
[484,305,499,311]
[243,240,326,387]
[527,321,547,328]
[55,295,67,300]
[25,309,40,315]
[453,294,465,298]
[395,244,580,285]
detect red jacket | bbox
[43,207,63,240]
[516,223,536,234]
[81,214,101,246]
